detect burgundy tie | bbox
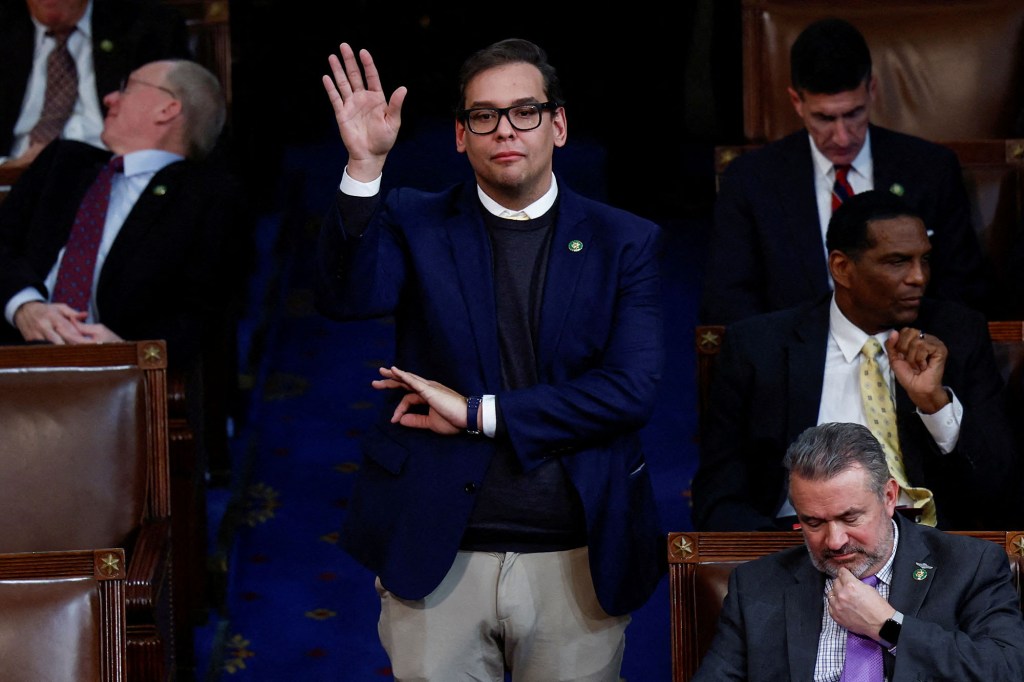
[30,27,79,147]
[832,164,855,213]
[839,575,884,682]
[51,156,124,312]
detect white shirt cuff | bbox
[482,394,496,438]
[339,166,382,196]
[917,388,963,453]
[5,287,46,326]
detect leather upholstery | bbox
[0,342,172,681]
[741,0,1024,142]
[0,548,126,681]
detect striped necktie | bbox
[832,164,855,213]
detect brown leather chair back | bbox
[0,548,127,682]
[741,0,1024,142]
[0,342,173,680]
[668,530,1024,682]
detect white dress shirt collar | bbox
[828,294,891,363]
[477,173,558,219]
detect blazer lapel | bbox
[774,133,830,293]
[785,558,827,681]
[535,186,590,367]
[884,517,935,679]
[446,187,502,389]
[787,297,831,443]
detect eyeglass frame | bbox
[119,77,178,100]
[456,101,561,135]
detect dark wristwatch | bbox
[879,610,903,647]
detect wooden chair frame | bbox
[0,548,127,682]
[0,341,174,680]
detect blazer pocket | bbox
[360,424,411,475]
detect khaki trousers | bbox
[377,547,630,682]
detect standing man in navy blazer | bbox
[701,17,986,325]
[0,58,239,370]
[316,38,665,681]
[694,422,1024,681]
[0,0,191,167]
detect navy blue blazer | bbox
[315,179,666,616]
[0,0,190,156]
[691,294,1020,531]
[701,125,987,324]
[0,140,242,369]
[694,514,1024,681]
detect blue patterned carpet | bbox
[191,128,708,681]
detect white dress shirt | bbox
[776,296,962,518]
[7,0,106,159]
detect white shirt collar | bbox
[32,0,92,44]
[829,294,891,363]
[477,173,558,219]
[119,149,184,177]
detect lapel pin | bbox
[568,239,583,253]
[913,562,933,580]
[100,39,114,53]
[889,183,905,196]
[152,185,167,196]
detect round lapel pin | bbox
[100,39,115,53]
[153,185,167,196]
[912,567,928,580]
[568,239,583,253]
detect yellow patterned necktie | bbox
[859,338,937,526]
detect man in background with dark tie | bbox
[700,17,986,325]
[693,422,1024,681]
[692,190,1019,532]
[0,0,190,168]
[0,58,241,371]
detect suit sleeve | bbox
[924,310,1022,527]
[892,542,1024,678]
[495,222,664,464]
[700,159,768,325]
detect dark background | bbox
[226,1,746,225]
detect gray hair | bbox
[163,59,226,159]
[783,422,892,499]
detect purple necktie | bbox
[839,574,884,682]
[51,156,124,312]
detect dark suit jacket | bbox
[691,294,1020,531]
[701,125,987,325]
[694,515,1024,681]
[315,179,666,617]
[0,0,190,155]
[0,140,241,369]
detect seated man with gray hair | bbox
[695,422,1024,681]
[0,58,243,371]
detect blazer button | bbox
[464,482,478,494]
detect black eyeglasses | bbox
[457,101,559,134]
[119,77,178,100]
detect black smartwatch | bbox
[879,610,903,647]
